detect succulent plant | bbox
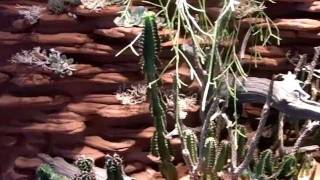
[73,155,96,180]
[9,47,75,76]
[236,125,248,162]
[247,149,298,179]
[105,154,125,180]
[16,5,45,25]
[74,155,95,173]
[139,11,177,180]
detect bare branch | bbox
[233,75,275,177]
[292,121,320,154]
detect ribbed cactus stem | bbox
[150,131,160,157]
[73,155,96,180]
[255,149,273,178]
[182,129,199,166]
[215,140,230,172]
[206,119,217,139]
[277,155,297,178]
[236,126,247,162]
[105,154,125,180]
[74,155,94,173]
[203,137,217,172]
[141,11,177,180]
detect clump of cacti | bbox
[73,155,96,180]
[36,153,132,180]
[139,11,177,180]
[105,154,125,180]
[247,149,298,179]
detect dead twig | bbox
[233,75,276,177]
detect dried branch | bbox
[233,75,275,177]
[278,113,285,156]
[292,121,320,154]
[304,46,320,87]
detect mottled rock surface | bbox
[0,0,319,179]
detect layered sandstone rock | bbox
[0,0,319,179]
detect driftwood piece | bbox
[238,72,320,120]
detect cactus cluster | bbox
[229,125,300,179]
[73,155,96,180]
[105,154,125,180]
[36,154,130,180]
[247,149,298,179]
[178,101,231,179]
[139,11,177,180]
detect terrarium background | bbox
[0,0,320,179]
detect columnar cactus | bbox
[182,129,199,167]
[248,149,298,179]
[236,125,248,162]
[139,11,177,180]
[179,115,231,179]
[105,154,125,180]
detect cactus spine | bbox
[140,11,177,180]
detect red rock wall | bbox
[0,0,319,179]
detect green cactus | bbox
[254,149,273,178]
[236,126,248,162]
[247,149,298,179]
[182,129,199,166]
[206,119,217,139]
[203,137,217,172]
[73,155,96,180]
[277,155,297,178]
[215,140,231,172]
[150,131,160,157]
[201,137,218,179]
[36,163,69,180]
[105,154,125,180]
[74,155,95,173]
[140,11,177,180]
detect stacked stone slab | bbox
[0,0,319,179]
